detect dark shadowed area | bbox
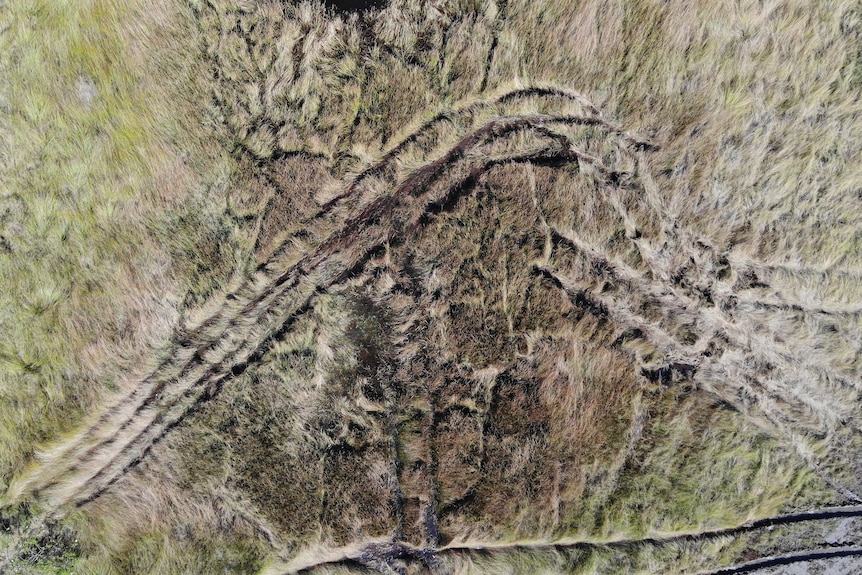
[326,0,386,12]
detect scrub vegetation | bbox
[2,0,862,573]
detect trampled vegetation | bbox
[2,0,862,573]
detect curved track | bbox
[3,83,861,575]
[3,87,640,510]
[273,504,862,574]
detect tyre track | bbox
[701,546,862,575]
[544,229,855,436]
[8,83,611,504]
[538,139,862,449]
[633,154,862,399]
[7,78,856,575]
[269,504,862,574]
[537,232,861,500]
[4,98,640,511]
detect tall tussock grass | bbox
[4,0,862,573]
[0,0,246,495]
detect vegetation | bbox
[2,0,862,573]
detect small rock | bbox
[75,75,97,108]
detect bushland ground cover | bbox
[2,0,862,573]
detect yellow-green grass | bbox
[3,0,862,573]
[0,0,243,493]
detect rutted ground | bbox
[4,0,862,573]
[4,82,862,574]
[3,86,642,511]
[273,504,862,574]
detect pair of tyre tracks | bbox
[272,504,862,574]
[4,83,860,575]
[537,231,862,502]
[4,85,644,512]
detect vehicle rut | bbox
[4,84,859,575]
[3,87,644,511]
[272,504,862,574]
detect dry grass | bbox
[3,0,862,573]
[0,0,198,477]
